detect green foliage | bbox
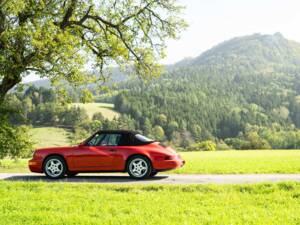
[188,141,217,151]
[0,120,33,159]
[152,125,165,141]
[113,33,300,149]
[0,0,187,102]
[70,127,90,145]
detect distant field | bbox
[172,150,300,174]
[72,103,119,120]
[2,150,300,174]
[1,181,300,224]
[30,127,71,148]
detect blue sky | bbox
[162,0,300,64]
[24,0,300,82]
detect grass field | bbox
[174,150,300,174]
[72,102,119,120]
[30,127,71,148]
[0,181,300,224]
[2,150,300,174]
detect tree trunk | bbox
[0,74,21,105]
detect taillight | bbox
[165,155,176,160]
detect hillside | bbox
[72,103,119,120]
[114,33,300,148]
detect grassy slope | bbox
[2,150,300,174]
[30,127,71,148]
[72,103,119,120]
[0,181,300,225]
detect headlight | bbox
[32,150,38,158]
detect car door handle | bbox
[108,149,117,152]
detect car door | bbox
[100,133,132,171]
[73,133,116,170]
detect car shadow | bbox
[4,174,169,183]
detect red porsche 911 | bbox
[29,130,185,179]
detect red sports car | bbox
[29,130,185,179]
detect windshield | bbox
[135,134,154,143]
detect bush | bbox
[0,121,34,159]
[216,142,231,150]
[70,127,90,145]
[188,140,217,151]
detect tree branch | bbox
[60,0,78,30]
[120,1,154,25]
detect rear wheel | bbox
[66,172,78,177]
[150,171,158,177]
[43,156,66,179]
[127,156,152,179]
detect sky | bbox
[24,0,300,82]
[162,0,300,64]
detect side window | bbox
[105,134,122,146]
[87,133,131,146]
[118,134,131,146]
[87,133,105,146]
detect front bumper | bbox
[28,159,43,173]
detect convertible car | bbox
[29,130,185,179]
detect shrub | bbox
[188,140,217,151]
[0,121,34,159]
[216,142,231,150]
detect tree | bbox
[0,115,33,159]
[142,118,152,136]
[152,125,165,140]
[0,0,187,104]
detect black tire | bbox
[66,172,78,177]
[149,171,158,177]
[43,156,67,179]
[127,155,152,179]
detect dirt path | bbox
[1,173,300,184]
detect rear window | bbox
[134,134,154,144]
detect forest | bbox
[5,33,300,151]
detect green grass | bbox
[0,181,300,224]
[72,102,119,120]
[2,150,300,174]
[172,150,300,174]
[0,159,28,173]
[30,127,71,148]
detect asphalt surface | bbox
[1,173,300,184]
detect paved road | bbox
[1,173,300,184]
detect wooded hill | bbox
[113,33,300,149]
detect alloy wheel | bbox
[129,158,149,178]
[45,158,64,178]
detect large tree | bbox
[0,0,186,103]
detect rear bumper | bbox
[154,159,185,171]
[28,159,43,173]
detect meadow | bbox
[2,150,300,174]
[72,103,119,120]
[30,127,71,148]
[1,126,300,174]
[0,181,300,225]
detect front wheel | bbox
[127,156,152,179]
[43,156,66,179]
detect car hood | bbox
[35,146,76,153]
